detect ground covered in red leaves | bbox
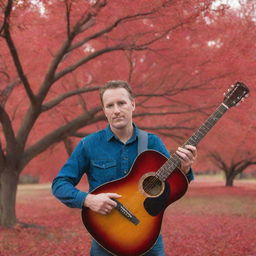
[1,179,256,256]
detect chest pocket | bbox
[90,159,117,186]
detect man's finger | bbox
[103,193,122,207]
[105,193,122,198]
[184,145,197,157]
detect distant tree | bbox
[209,151,256,186]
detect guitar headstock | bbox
[223,81,249,108]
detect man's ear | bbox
[132,99,135,111]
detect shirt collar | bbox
[105,124,139,143]
[105,125,115,141]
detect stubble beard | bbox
[110,117,133,131]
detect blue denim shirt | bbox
[52,125,194,209]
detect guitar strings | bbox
[111,95,245,221]
[139,84,248,195]
[122,105,227,210]
[141,105,228,194]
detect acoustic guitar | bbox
[82,82,249,256]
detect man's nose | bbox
[113,104,120,114]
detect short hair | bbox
[99,80,134,105]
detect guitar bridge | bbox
[112,199,140,225]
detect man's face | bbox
[102,88,135,130]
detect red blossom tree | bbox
[0,0,255,228]
[0,0,216,227]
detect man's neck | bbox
[111,124,134,144]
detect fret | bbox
[157,103,229,181]
[184,104,228,147]
[157,154,181,181]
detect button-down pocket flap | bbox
[92,160,116,169]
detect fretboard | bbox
[156,103,229,181]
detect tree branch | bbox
[154,132,185,142]
[134,106,213,118]
[41,86,100,112]
[37,1,106,102]
[209,151,256,180]
[231,159,248,170]
[235,161,256,175]
[0,0,12,36]
[2,0,36,105]
[64,0,72,38]
[209,152,228,171]
[68,8,162,53]
[15,4,102,148]
[53,45,126,82]
[138,125,195,132]
[20,106,102,169]
[139,125,195,143]
[0,79,20,106]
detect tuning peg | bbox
[231,84,235,88]
[245,94,249,97]
[223,92,226,96]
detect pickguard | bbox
[143,182,170,216]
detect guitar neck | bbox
[156,103,229,181]
[184,103,229,147]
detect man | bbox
[52,80,197,256]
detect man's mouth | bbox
[113,117,124,121]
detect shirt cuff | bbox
[75,191,88,209]
[186,168,194,183]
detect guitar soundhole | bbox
[142,176,164,197]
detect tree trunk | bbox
[225,173,235,187]
[0,179,2,223]
[0,168,19,227]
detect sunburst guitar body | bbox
[82,150,188,256]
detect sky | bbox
[211,0,246,9]
[27,0,250,17]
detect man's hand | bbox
[175,145,197,174]
[84,193,122,215]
